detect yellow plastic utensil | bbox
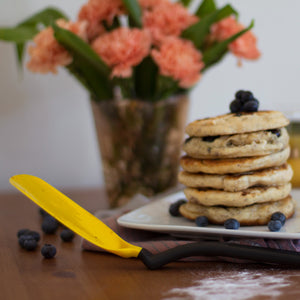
[10,174,300,269]
[10,174,142,258]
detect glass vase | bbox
[91,94,189,207]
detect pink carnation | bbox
[211,16,260,59]
[27,19,87,74]
[78,0,124,40]
[151,37,204,88]
[92,27,151,78]
[143,1,198,44]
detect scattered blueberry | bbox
[28,230,41,242]
[60,229,75,242]
[224,218,240,230]
[169,199,187,217]
[18,234,34,248]
[230,90,259,113]
[39,208,50,218]
[41,215,59,234]
[268,220,282,232]
[195,216,209,227]
[17,228,31,238]
[41,244,57,258]
[270,212,286,225]
[23,238,38,251]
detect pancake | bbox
[183,183,291,207]
[183,128,289,159]
[180,147,290,174]
[179,195,295,225]
[185,111,290,137]
[178,164,293,192]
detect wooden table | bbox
[2,189,300,300]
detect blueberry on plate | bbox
[224,218,240,230]
[41,244,57,258]
[60,229,75,242]
[169,199,187,217]
[268,220,282,232]
[195,216,209,227]
[41,215,59,234]
[270,212,286,225]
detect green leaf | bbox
[52,24,113,100]
[177,0,193,7]
[182,5,236,49]
[134,56,158,100]
[202,20,255,70]
[15,43,25,69]
[0,7,69,68]
[0,26,39,42]
[155,75,179,101]
[16,7,69,65]
[121,0,142,28]
[18,7,68,27]
[214,4,238,21]
[66,61,113,101]
[196,0,217,17]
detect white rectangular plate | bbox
[117,189,300,240]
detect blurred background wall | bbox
[0,0,299,191]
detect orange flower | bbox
[138,0,167,9]
[143,1,198,44]
[78,0,124,40]
[211,16,260,59]
[92,27,151,78]
[27,19,87,74]
[151,37,204,88]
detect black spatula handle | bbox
[138,241,300,270]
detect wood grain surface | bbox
[2,189,300,300]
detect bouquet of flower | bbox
[0,0,260,102]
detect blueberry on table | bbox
[270,212,286,225]
[268,220,282,232]
[28,230,40,242]
[224,218,240,230]
[195,216,209,227]
[17,228,31,238]
[18,234,35,248]
[23,238,38,251]
[39,208,50,218]
[60,229,75,242]
[169,199,187,217]
[41,215,59,234]
[41,244,57,258]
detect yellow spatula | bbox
[10,174,300,269]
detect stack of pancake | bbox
[178,111,296,225]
